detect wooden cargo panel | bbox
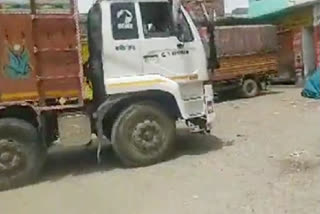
[36,51,80,78]
[33,18,78,51]
[212,54,278,81]
[0,1,84,108]
[215,25,278,57]
[40,78,81,99]
[0,15,39,102]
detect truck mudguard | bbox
[88,3,106,104]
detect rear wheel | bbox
[241,79,260,98]
[0,119,46,191]
[111,103,176,167]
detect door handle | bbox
[143,54,158,59]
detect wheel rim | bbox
[0,139,26,176]
[131,120,165,154]
[246,82,255,94]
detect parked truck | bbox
[0,0,217,190]
[212,25,278,98]
[182,3,277,98]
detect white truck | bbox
[0,0,216,190]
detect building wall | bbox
[302,27,316,76]
[314,3,320,26]
[277,30,295,82]
[313,3,320,68]
[250,0,319,81]
[280,7,315,81]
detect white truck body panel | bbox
[105,74,207,119]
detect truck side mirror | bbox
[171,0,181,26]
[176,21,186,42]
[173,8,188,43]
[171,1,186,42]
[206,9,219,70]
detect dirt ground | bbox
[1,87,320,214]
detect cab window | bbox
[178,13,194,42]
[140,2,174,38]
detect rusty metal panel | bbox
[0,0,84,109]
[33,17,82,102]
[33,18,78,50]
[215,25,278,57]
[0,15,39,102]
[36,51,79,78]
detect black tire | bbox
[241,79,260,98]
[0,118,46,191]
[111,103,176,167]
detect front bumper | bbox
[204,84,216,130]
[185,84,215,133]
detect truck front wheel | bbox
[241,79,260,98]
[0,119,46,191]
[111,103,175,167]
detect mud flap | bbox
[94,95,131,162]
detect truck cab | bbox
[88,0,214,125]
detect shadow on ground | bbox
[41,130,224,183]
[175,130,224,156]
[41,145,119,182]
[216,89,283,103]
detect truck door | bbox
[138,2,206,80]
[102,2,143,79]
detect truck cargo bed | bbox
[212,54,278,82]
[0,0,83,109]
[215,25,278,57]
[212,25,278,82]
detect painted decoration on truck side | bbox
[3,41,31,80]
